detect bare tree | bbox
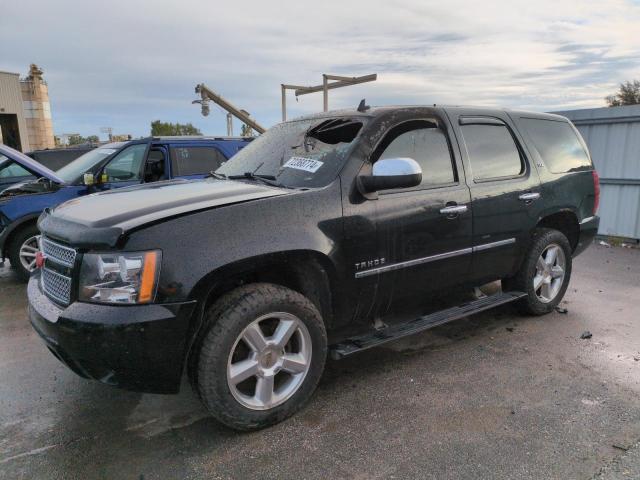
[605,80,640,107]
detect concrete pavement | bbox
[1,244,639,479]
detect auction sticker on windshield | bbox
[284,157,324,173]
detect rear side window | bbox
[520,118,591,173]
[170,146,227,176]
[461,124,523,180]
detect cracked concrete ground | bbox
[1,244,639,479]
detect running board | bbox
[329,291,526,360]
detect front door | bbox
[365,117,472,315]
[446,108,543,281]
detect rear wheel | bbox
[194,283,327,431]
[503,228,572,315]
[8,224,40,282]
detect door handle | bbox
[519,192,541,202]
[440,205,468,215]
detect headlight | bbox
[79,250,161,304]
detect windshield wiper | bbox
[227,172,284,188]
[207,171,227,180]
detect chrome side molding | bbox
[355,238,516,278]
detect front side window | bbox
[56,146,119,184]
[0,156,30,178]
[217,117,366,188]
[103,144,147,182]
[461,123,523,180]
[170,146,227,176]
[376,122,455,187]
[520,118,592,173]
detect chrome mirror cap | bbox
[359,157,422,194]
[372,157,422,177]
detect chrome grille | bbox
[41,236,76,305]
[42,237,76,267]
[41,267,72,305]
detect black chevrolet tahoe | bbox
[28,105,600,430]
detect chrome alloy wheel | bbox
[19,235,40,273]
[227,312,312,411]
[533,243,566,303]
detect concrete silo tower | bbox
[20,64,55,150]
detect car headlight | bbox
[79,250,161,304]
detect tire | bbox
[503,228,572,316]
[194,283,327,431]
[8,223,40,282]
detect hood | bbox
[38,178,290,248]
[0,144,64,184]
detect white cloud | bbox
[0,0,638,137]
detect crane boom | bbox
[194,84,266,134]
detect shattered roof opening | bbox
[307,119,363,145]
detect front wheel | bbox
[8,224,40,282]
[503,228,572,315]
[194,283,327,431]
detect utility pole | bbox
[226,113,233,136]
[280,73,377,121]
[100,126,113,142]
[193,84,266,134]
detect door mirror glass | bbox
[359,157,422,193]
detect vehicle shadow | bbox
[320,301,530,389]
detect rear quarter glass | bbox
[519,118,592,173]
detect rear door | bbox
[168,143,228,179]
[446,108,543,281]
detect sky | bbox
[1,0,639,140]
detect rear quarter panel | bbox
[509,113,596,223]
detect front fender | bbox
[122,181,345,305]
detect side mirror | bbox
[358,158,422,194]
[83,173,95,186]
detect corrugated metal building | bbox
[0,65,55,152]
[553,105,640,240]
[0,71,31,152]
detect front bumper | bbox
[573,215,600,257]
[28,274,197,394]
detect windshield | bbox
[0,155,31,178]
[56,147,119,183]
[216,117,366,188]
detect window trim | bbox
[369,118,460,194]
[458,116,529,183]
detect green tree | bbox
[605,80,640,107]
[150,120,202,136]
[66,134,100,146]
